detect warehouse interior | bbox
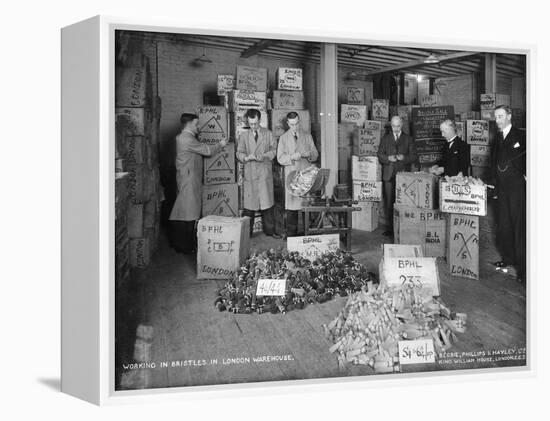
[114,30,527,390]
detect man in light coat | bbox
[277,112,319,237]
[169,113,225,254]
[236,109,281,238]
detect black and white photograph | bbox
[113,28,528,391]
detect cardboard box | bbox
[347,87,365,105]
[202,183,239,217]
[272,91,305,109]
[440,178,487,216]
[217,74,235,96]
[470,145,491,167]
[129,238,150,268]
[395,172,439,210]
[287,234,340,260]
[338,123,356,148]
[229,106,268,140]
[236,65,268,91]
[352,202,379,232]
[380,256,440,296]
[341,104,367,127]
[353,126,381,156]
[480,93,511,110]
[197,215,250,280]
[466,120,489,145]
[353,181,383,202]
[127,203,144,238]
[227,90,267,112]
[197,106,228,144]
[352,155,381,181]
[371,99,389,120]
[124,135,145,165]
[447,214,479,280]
[393,205,447,258]
[116,67,148,108]
[270,109,310,138]
[277,67,303,91]
[203,143,236,185]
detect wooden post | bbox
[320,43,338,196]
[484,53,497,92]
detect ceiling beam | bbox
[240,39,279,58]
[364,51,481,76]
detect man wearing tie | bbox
[491,105,526,283]
[277,112,319,237]
[430,119,469,176]
[236,109,281,238]
[377,115,417,236]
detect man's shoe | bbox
[271,233,283,239]
[382,230,393,237]
[494,261,506,271]
[500,265,518,278]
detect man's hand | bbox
[291,152,302,161]
[219,140,227,147]
[396,154,404,161]
[301,151,310,158]
[388,155,397,163]
[245,154,257,162]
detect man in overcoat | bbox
[236,109,281,238]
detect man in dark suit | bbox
[377,115,417,236]
[439,119,469,176]
[491,105,526,283]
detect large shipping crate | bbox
[116,107,148,136]
[352,202,379,232]
[393,205,447,258]
[197,215,251,280]
[202,183,240,217]
[272,90,305,110]
[203,143,236,185]
[129,238,150,268]
[353,180,383,202]
[116,66,148,108]
[447,214,479,280]
[270,109,310,138]
[217,74,235,96]
[395,172,439,210]
[127,203,144,238]
[440,178,487,216]
[236,65,268,91]
[351,155,382,181]
[197,106,228,144]
[277,67,303,91]
[347,87,365,105]
[466,120,490,146]
[371,99,389,120]
[227,90,267,112]
[480,93,510,110]
[353,124,381,156]
[470,145,491,167]
[341,104,367,127]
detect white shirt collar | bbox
[448,135,457,144]
[502,124,512,139]
[394,132,401,139]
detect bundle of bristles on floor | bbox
[214,249,376,314]
[324,282,467,373]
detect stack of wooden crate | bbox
[115,59,162,270]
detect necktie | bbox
[254,130,258,142]
[293,133,298,141]
[394,133,398,142]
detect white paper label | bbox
[256,279,286,296]
[398,339,436,364]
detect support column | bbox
[484,53,497,92]
[320,43,338,195]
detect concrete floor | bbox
[116,206,527,390]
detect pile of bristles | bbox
[325,282,466,373]
[214,248,376,314]
[443,172,485,185]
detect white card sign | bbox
[256,279,287,296]
[398,339,436,364]
[287,234,340,260]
